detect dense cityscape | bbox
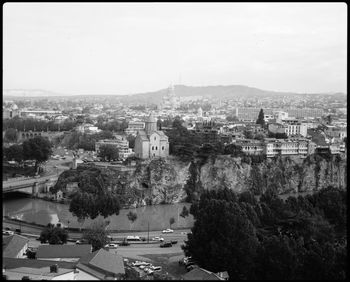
[3,3,346,281]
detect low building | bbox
[2,258,77,280]
[75,248,125,280]
[3,234,29,259]
[36,245,92,262]
[268,122,307,137]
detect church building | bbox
[134,113,169,159]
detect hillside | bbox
[54,154,347,207]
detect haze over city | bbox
[3,2,347,95]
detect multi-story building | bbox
[268,121,307,137]
[124,121,145,136]
[95,136,132,160]
[235,140,265,155]
[286,108,324,119]
[264,138,316,158]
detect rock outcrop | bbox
[54,154,346,206]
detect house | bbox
[181,267,228,280]
[36,245,92,262]
[2,257,76,280]
[134,112,169,159]
[3,234,29,258]
[75,248,125,280]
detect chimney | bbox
[50,264,58,273]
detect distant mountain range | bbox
[3,85,346,104]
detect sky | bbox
[3,3,347,95]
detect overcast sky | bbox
[3,3,347,95]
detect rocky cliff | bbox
[54,154,346,206]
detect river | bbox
[2,193,194,231]
[2,190,316,232]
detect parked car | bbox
[75,239,89,245]
[160,242,172,248]
[171,240,177,245]
[104,243,118,249]
[162,228,174,233]
[151,236,164,242]
[3,230,14,236]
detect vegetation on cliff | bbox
[183,186,346,280]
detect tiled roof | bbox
[3,257,77,269]
[182,267,222,280]
[3,234,29,258]
[77,248,125,278]
[36,244,92,259]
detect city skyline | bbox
[3,3,347,95]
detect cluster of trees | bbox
[39,223,68,244]
[68,168,121,220]
[98,144,119,161]
[3,136,53,170]
[3,116,78,132]
[64,130,114,151]
[96,119,128,132]
[182,186,346,280]
[82,221,110,252]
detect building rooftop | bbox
[76,248,125,279]
[36,244,92,259]
[3,234,29,258]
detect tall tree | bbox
[169,217,175,228]
[4,144,24,163]
[97,144,119,161]
[256,108,265,127]
[83,222,109,252]
[127,211,138,230]
[4,128,18,142]
[22,136,53,171]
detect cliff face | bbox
[55,154,346,206]
[199,155,346,195]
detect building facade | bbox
[134,113,169,159]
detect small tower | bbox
[145,112,157,136]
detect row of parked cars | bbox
[179,256,199,272]
[130,260,162,275]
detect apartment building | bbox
[235,140,265,155]
[268,122,307,137]
[125,121,145,136]
[95,136,132,160]
[264,138,316,158]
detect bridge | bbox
[3,175,58,195]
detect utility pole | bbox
[147,222,149,244]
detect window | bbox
[152,146,154,150]
[154,137,156,141]
[156,146,158,150]
[162,146,164,150]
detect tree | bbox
[180,206,190,218]
[256,108,265,127]
[169,217,175,228]
[127,211,138,230]
[22,136,53,171]
[83,222,109,252]
[4,144,24,163]
[127,135,136,149]
[39,223,68,244]
[97,144,119,161]
[4,128,18,143]
[183,189,259,279]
